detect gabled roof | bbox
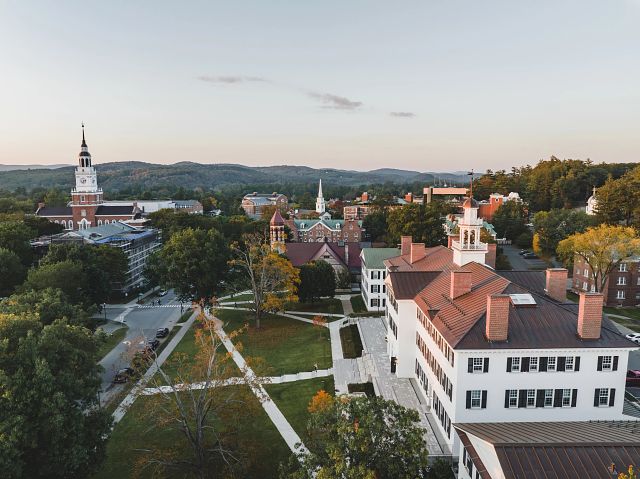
[292,219,362,231]
[455,421,640,479]
[283,242,361,269]
[385,246,635,350]
[95,205,137,215]
[36,206,72,216]
[361,247,400,270]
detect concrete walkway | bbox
[111,309,198,424]
[337,294,354,315]
[210,311,308,455]
[140,368,334,396]
[358,317,448,455]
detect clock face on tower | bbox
[80,178,87,184]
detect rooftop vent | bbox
[509,294,537,307]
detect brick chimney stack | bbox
[410,243,426,264]
[450,270,472,299]
[486,294,510,342]
[545,268,568,302]
[404,192,413,203]
[577,292,603,340]
[401,236,412,256]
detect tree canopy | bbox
[491,201,529,241]
[557,225,640,292]
[533,209,596,255]
[386,202,449,247]
[298,260,336,302]
[284,393,430,479]
[0,315,111,478]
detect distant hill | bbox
[0,164,70,171]
[0,161,472,192]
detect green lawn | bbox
[350,294,367,313]
[97,327,127,359]
[176,309,193,323]
[285,298,343,315]
[340,324,363,359]
[216,309,332,375]
[94,388,290,479]
[222,292,254,302]
[265,376,335,437]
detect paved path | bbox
[209,311,308,455]
[358,317,448,455]
[337,294,354,315]
[111,309,198,424]
[140,368,334,396]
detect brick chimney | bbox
[485,243,497,269]
[450,270,472,299]
[410,243,426,264]
[545,268,568,302]
[485,294,510,342]
[361,192,369,202]
[404,192,413,203]
[577,292,603,340]
[401,236,412,256]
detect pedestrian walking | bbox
[314,362,318,371]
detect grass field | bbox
[176,309,193,323]
[350,294,367,313]
[217,309,332,375]
[97,327,127,359]
[265,376,335,437]
[340,324,363,359]
[285,298,343,315]
[94,388,290,479]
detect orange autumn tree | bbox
[308,389,334,414]
[134,301,265,479]
[230,233,300,329]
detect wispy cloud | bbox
[197,75,267,84]
[389,111,415,118]
[306,92,363,111]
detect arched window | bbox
[98,220,102,226]
[67,220,73,229]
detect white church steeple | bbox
[315,179,326,214]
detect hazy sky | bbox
[1,1,639,171]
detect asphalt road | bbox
[500,244,550,270]
[98,290,186,403]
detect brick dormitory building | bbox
[572,255,640,307]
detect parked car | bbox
[158,290,168,297]
[626,370,640,387]
[523,252,539,259]
[147,338,160,350]
[156,327,170,338]
[113,367,134,384]
[626,333,640,345]
[519,250,530,255]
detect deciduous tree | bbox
[533,209,596,255]
[386,202,449,247]
[0,314,111,478]
[0,248,26,296]
[137,306,264,479]
[491,201,528,241]
[298,260,336,302]
[283,395,430,479]
[230,234,299,328]
[152,227,230,301]
[21,260,88,306]
[557,225,640,292]
[0,287,91,327]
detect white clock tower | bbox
[70,125,103,228]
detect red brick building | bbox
[572,256,640,307]
[36,127,142,230]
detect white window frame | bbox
[544,389,553,407]
[508,389,518,408]
[526,389,536,408]
[565,356,574,371]
[584,268,589,277]
[529,357,538,372]
[470,390,482,409]
[617,276,627,286]
[472,358,484,373]
[547,357,557,372]
[620,263,627,272]
[562,389,572,407]
[583,281,588,290]
[617,290,625,300]
[598,388,610,407]
[601,356,613,371]
[511,357,521,372]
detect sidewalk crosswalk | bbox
[136,304,183,309]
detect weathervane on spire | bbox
[467,169,474,198]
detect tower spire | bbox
[81,122,87,147]
[468,169,474,198]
